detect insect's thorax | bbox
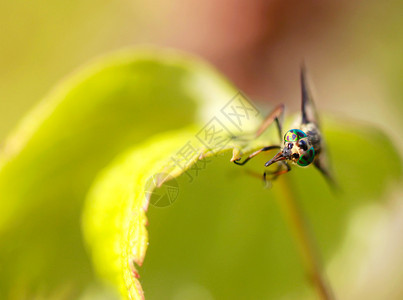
[299,122,322,154]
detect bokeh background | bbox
[0,0,402,299]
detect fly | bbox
[232,66,336,188]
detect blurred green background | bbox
[0,0,402,299]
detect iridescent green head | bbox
[296,146,315,166]
[265,129,315,168]
[284,129,307,142]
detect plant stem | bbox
[275,176,335,300]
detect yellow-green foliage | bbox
[0,48,401,299]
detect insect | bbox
[232,67,335,188]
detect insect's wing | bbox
[314,143,338,190]
[301,66,338,189]
[300,65,320,126]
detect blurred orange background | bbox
[1,0,401,144]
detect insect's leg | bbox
[300,65,319,125]
[255,104,284,143]
[265,161,291,180]
[239,161,290,188]
[233,104,284,166]
[239,169,271,188]
[233,145,281,166]
[262,171,271,189]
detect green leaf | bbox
[83,116,401,299]
[83,128,196,299]
[0,48,238,298]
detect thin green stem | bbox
[275,176,335,300]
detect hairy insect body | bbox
[300,122,322,155]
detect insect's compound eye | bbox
[284,129,307,142]
[297,146,315,166]
[287,143,293,149]
[297,139,308,151]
